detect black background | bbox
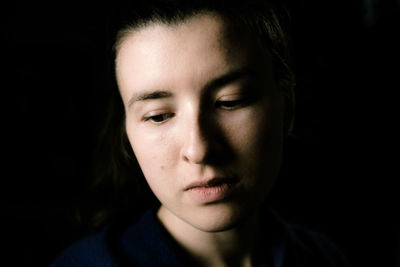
[2,1,399,266]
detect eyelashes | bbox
[143,113,175,124]
[215,98,247,110]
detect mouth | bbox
[184,177,239,204]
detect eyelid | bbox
[216,93,243,102]
[142,110,175,124]
[215,94,249,110]
[217,94,244,101]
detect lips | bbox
[184,177,238,190]
[184,177,239,204]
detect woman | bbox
[52,0,350,266]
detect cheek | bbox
[225,102,285,179]
[126,124,179,178]
[126,127,177,199]
[227,106,283,155]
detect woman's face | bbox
[116,13,286,232]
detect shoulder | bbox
[117,211,183,266]
[278,218,351,267]
[51,211,182,267]
[50,227,116,267]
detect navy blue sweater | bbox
[51,209,350,266]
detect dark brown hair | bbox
[78,0,295,231]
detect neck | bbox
[157,207,260,267]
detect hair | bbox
[77,0,296,232]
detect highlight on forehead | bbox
[113,10,228,53]
[112,2,295,96]
[114,11,271,97]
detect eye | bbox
[215,92,255,110]
[215,99,245,110]
[144,113,175,124]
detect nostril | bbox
[181,112,230,165]
[182,137,209,164]
[181,122,212,164]
[182,135,231,166]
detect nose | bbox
[181,112,213,165]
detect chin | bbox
[185,202,253,233]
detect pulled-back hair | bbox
[79,0,295,231]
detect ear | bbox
[284,86,295,137]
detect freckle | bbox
[160,165,165,170]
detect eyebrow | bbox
[128,90,173,108]
[204,66,255,91]
[127,67,255,108]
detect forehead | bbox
[115,13,273,99]
[116,13,227,48]
[116,13,251,62]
